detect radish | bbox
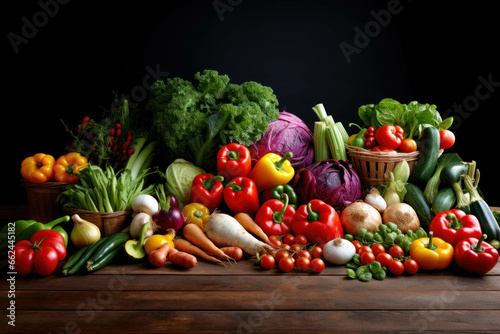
[204,213,275,255]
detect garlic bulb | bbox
[70,214,101,248]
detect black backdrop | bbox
[4,0,499,205]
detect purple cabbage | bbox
[292,159,363,211]
[249,111,314,170]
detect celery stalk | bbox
[314,121,331,162]
[312,103,347,161]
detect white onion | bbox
[323,238,356,265]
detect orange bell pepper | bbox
[54,152,88,183]
[21,153,55,183]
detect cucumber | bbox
[404,183,434,230]
[87,246,122,272]
[431,187,456,214]
[63,238,107,276]
[440,161,469,186]
[87,232,130,265]
[409,127,441,188]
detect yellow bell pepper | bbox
[144,233,175,255]
[54,152,88,183]
[182,202,211,228]
[248,152,295,192]
[410,231,454,270]
[21,153,55,183]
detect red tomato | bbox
[294,234,308,245]
[14,240,59,276]
[310,245,323,259]
[358,245,373,255]
[389,259,404,275]
[30,229,66,261]
[371,243,386,257]
[279,243,291,250]
[404,259,419,274]
[296,257,311,272]
[352,240,362,253]
[310,258,325,273]
[389,245,404,258]
[275,250,290,263]
[376,253,393,267]
[439,130,455,150]
[283,234,295,245]
[399,138,417,153]
[289,243,302,253]
[360,251,376,265]
[295,249,312,261]
[279,257,295,272]
[259,254,275,270]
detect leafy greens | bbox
[358,98,453,139]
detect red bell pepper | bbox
[190,173,224,212]
[291,199,343,244]
[217,143,252,180]
[429,209,483,247]
[455,234,499,275]
[375,125,404,150]
[255,194,296,237]
[223,177,260,215]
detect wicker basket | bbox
[64,208,131,237]
[345,145,421,189]
[22,180,72,223]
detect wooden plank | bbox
[6,271,500,292]
[6,310,500,333]
[9,290,500,311]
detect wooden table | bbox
[1,253,499,333]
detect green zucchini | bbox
[87,232,130,265]
[63,238,107,276]
[404,183,434,230]
[440,161,469,186]
[409,127,441,188]
[464,175,500,241]
[87,246,122,272]
[431,187,456,214]
[423,153,461,204]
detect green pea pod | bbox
[17,215,70,241]
[52,226,69,247]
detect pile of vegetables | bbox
[8,70,499,280]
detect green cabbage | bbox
[165,159,206,206]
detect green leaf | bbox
[347,269,357,279]
[438,117,454,130]
[372,269,387,280]
[356,265,372,282]
[369,261,383,273]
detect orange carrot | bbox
[148,243,170,267]
[234,212,271,244]
[174,238,223,265]
[168,248,197,268]
[182,223,233,261]
[219,246,243,261]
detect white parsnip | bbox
[205,213,275,255]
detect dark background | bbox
[4,0,499,205]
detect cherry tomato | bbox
[389,245,404,258]
[259,254,275,270]
[404,259,419,274]
[283,234,295,245]
[357,245,373,255]
[275,250,290,263]
[279,243,291,250]
[399,138,417,153]
[289,243,302,253]
[310,258,325,273]
[294,234,308,245]
[376,252,393,267]
[371,243,386,257]
[389,259,404,275]
[295,249,312,261]
[296,257,311,272]
[279,257,295,272]
[439,130,455,150]
[310,245,323,259]
[352,240,362,253]
[360,251,376,265]
[269,236,282,247]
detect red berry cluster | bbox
[109,123,135,162]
